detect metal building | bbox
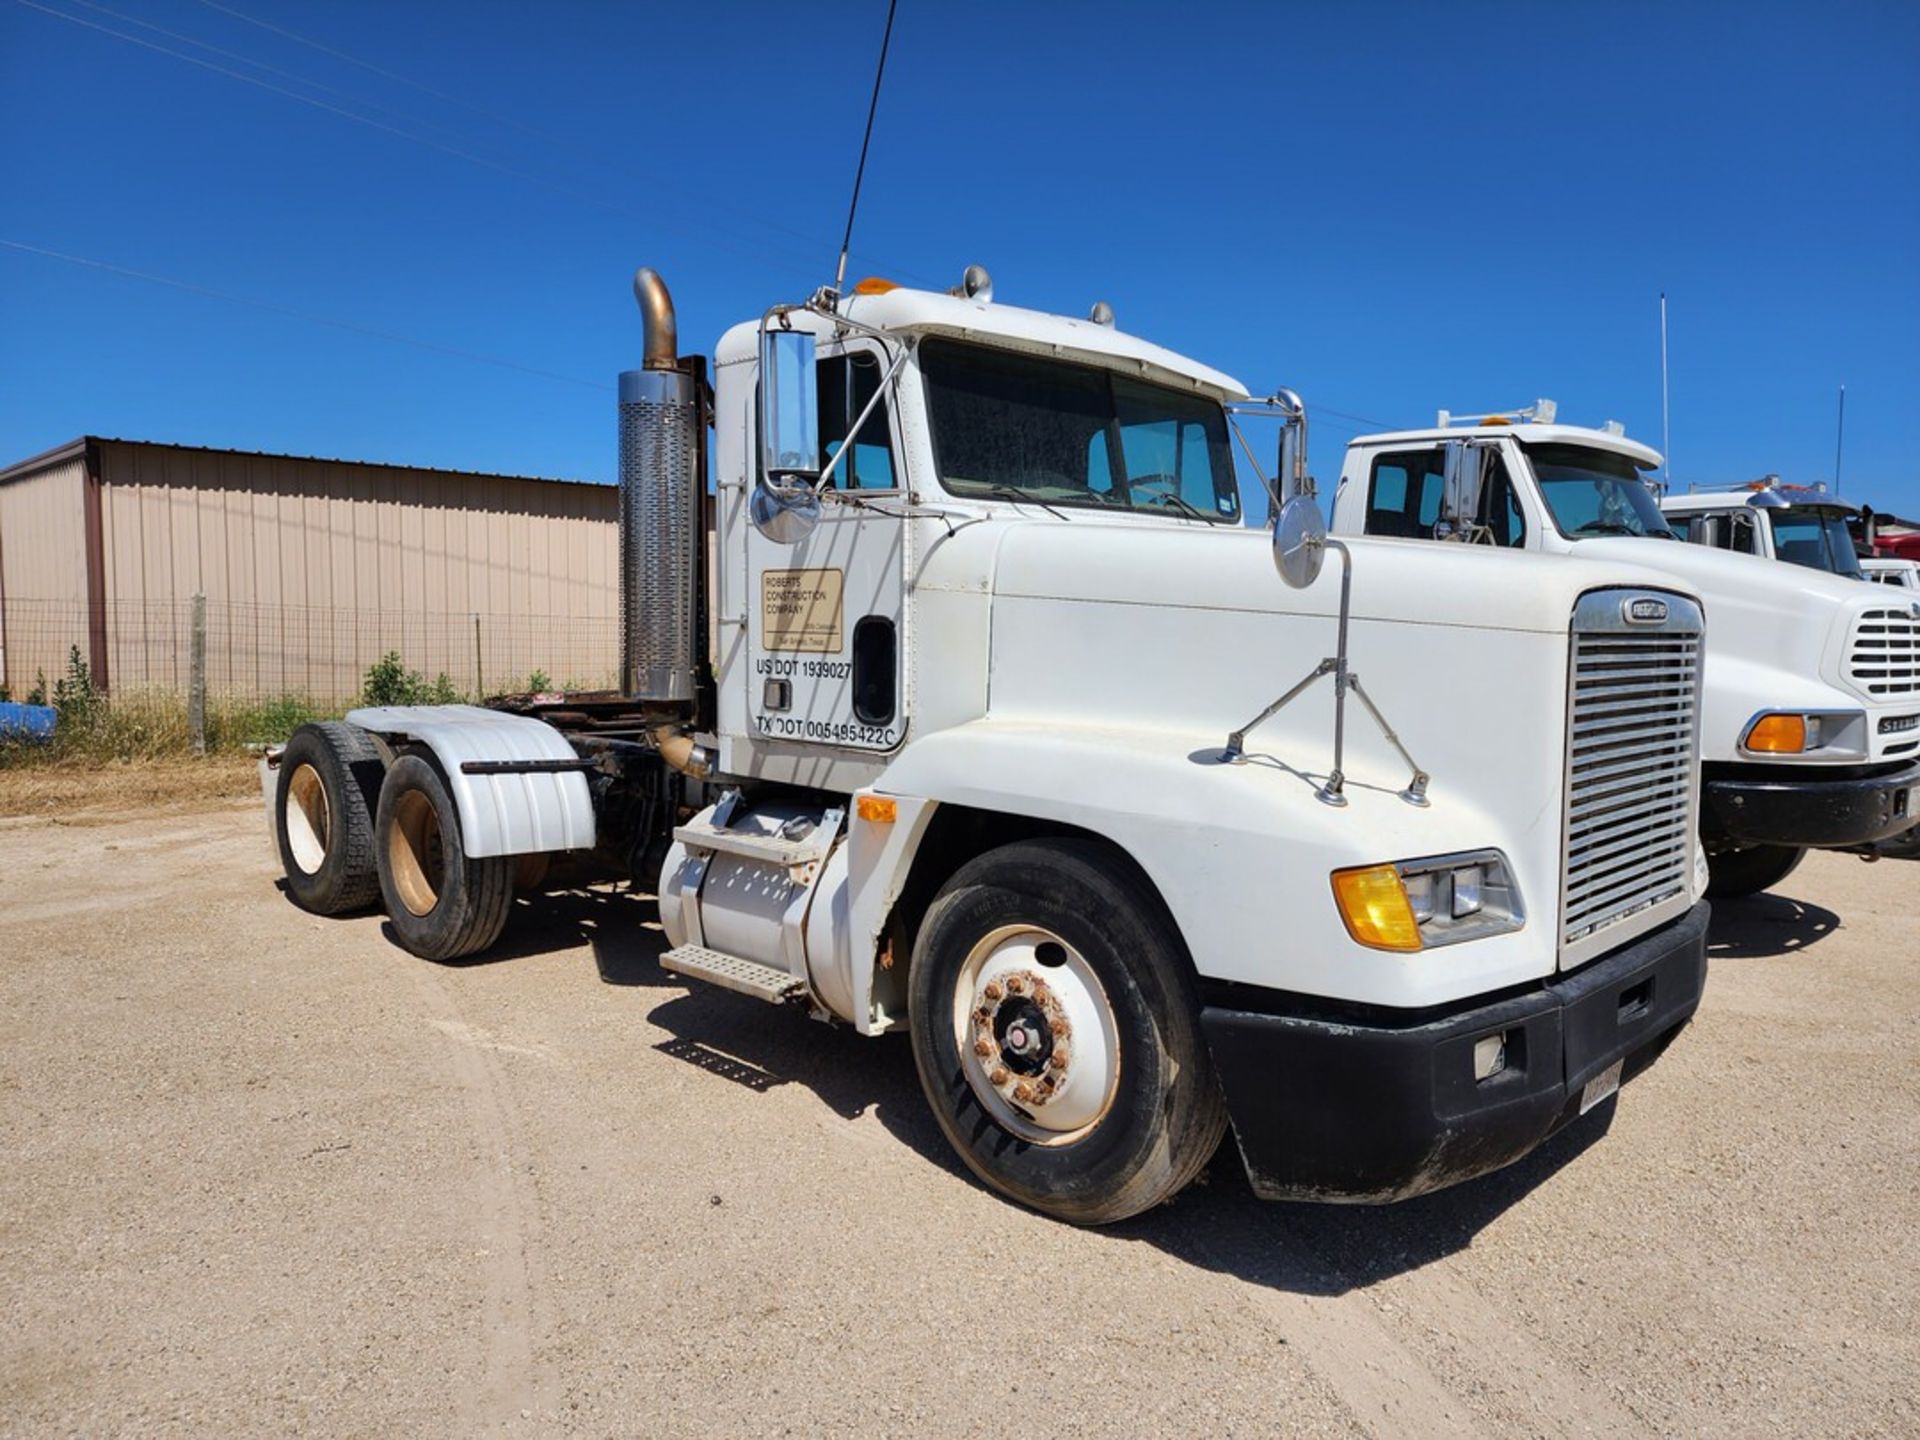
[0,437,618,701]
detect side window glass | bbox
[1087,430,1114,495]
[1117,417,1178,496]
[1730,514,1757,554]
[1366,450,1443,539]
[816,352,898,490]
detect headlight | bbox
[1331,850,1525,952]
[1740,710,1867,759]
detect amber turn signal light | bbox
[1745,714,1807,753]
[1330,864,1424,952]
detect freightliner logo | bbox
[1623,597,1669,624]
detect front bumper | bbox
[1200,901,1709,1204]
[1700,758,1920,848]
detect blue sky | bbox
[4,1,1916,516]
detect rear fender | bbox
[345,704,595,856]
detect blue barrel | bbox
[0,702,58,741]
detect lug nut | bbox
[1048,1052,1067,1070]
[1049,1018,1070,1037]
[1013,1083,1034,1103]
[1007,976,1026,995]
[974,1039,993,1058]
[983,982,1003,1001]
[990,1067,1009,1086]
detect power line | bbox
[1,238,611,391]
[11,0,919,282]
[190,0,943,288]
[63,0,475,144]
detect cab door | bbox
[740,339,908,760]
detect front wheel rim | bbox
[950,924,1121,1146]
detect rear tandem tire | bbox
[906,838,1228,1226]
[274,721,383,915]
[1704,843,1806,898]
[373,751,515,961]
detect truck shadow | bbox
[1704,892,1840,960]
[495,883,1629,1297]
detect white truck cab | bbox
[1862,556,1920,591]
[268,280,1715,1222]
[1659,481,1866,580]
[1331,411,1920,893]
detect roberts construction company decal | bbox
[760,567,844,653]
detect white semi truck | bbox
[268,271,1712,1223]
[1658,481,1867,580]
[1329,413,1920,894]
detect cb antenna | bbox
[834,0,900,295]
[1659,291,1671,486]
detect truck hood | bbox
[1575,536,1919,754]
[945,516,1694,635]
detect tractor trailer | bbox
[1329,412,1920,892]
[267,270,1712,1222]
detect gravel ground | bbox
[1,797,1914,1437]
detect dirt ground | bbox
[1,789,1915,1437]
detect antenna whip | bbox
[834,0,899,294]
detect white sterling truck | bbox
[1658,480,1867,580]
[268,271,1713,1223]
[1329,411,1920,894]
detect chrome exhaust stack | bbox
[618,267,700,706]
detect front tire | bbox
[907,839,1228,1225]
[1705,843,1806,898]
[374,752,514,961]
[275,722,382,915]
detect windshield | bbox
[919,338,1239,521]
[1523,443,1676,540]
[1771,508,1864,578]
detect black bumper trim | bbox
[1200,902,1710,1204]
[1700,758,1920,848]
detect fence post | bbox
[473,613,483,698]
[188,593,208,755]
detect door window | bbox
[1366,448,1524,546]
[817,352,898,490]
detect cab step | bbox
[660,944,806,1005]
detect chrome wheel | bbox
[951,924,1121,1145]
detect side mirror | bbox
[1686,515,1716,547]
[1440,440,1488,535]
[1272,495,1328,588]
[753,327,821,544]
[1275,388,1313,504]
[759,328,819,486]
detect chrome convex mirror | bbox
[752,325,823,544]
[1273,495,1328,588]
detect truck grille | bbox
[1847,607,1920,698]
[1562,591,1703,965]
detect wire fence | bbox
[3,595,620,720]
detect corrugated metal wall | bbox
[0,440,621,700]
[0,455,88,692]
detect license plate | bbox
[1580,1059,1624,1115]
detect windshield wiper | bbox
[984,484,1071,521]
[1572,521,1646,537]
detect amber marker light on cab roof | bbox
[1745,714,1808,754]
[1330,864,1424,952]
[853,277,899,295]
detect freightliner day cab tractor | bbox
[268,270,1714,1223]
[1330,410,1920,893]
